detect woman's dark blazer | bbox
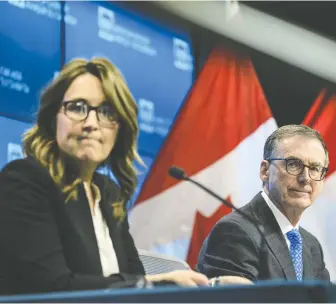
[0,157,145,295]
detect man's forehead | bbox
[277,135,321,148]
[276,136,326,162]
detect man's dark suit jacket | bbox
[197,192,330,282]
[0,157,145,295]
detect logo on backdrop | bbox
[138,98,155,134]
[138,98,171,137]
[97,5,116,32]
[0,65,30,94]
[97,6,157,57]
[7,142,24,163]
[7,0,77,24]
[173,38,193,72]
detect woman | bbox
[0,58,209,295]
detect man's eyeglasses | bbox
[62,99,119,128]
[266,157,328,181]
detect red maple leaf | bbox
[186,196,232,269]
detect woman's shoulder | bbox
[94,171,120,191]
[0,157,62,212]
[2,156,46,173]
[0,156,54,186]
[94,172,122,203]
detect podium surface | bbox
[0,281,334,303]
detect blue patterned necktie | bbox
[286,228,303,281]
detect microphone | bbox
[169,166,240,212]
[168,166,265,235]
[168,166,187,180]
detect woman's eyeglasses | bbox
[62,99,119,128]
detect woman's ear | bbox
[260,160,270,184]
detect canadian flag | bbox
[129,48,277,262]
[301,89,336,281]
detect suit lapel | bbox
[300,229,314,279]
[250,194,297,280]
[264,231,297,280]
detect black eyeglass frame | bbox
[266,157,328,181]
[62,99,119,127]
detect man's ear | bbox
[260,160,270,183]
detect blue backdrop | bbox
[0,1,61,122]
[65,1,193,157]
[0,0,194,203]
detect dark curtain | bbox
[191,29,335,127]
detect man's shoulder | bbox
[217,204,251,224]
[300,226,322,246]
[216,192,264,224]
[209,193,268,243]
[214,206,258,237]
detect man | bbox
[197,125,330,282]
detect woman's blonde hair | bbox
[23,57,142,205]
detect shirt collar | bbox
[261,190,299,235]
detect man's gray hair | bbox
[263,124,329,165]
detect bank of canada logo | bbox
[98,6,115,33]
[173,38,193,71]
[7,143,24,162]
[138,98,155,134]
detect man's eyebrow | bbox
[285,154,299,159]
[309,161,323,166]
[286,155,323,166]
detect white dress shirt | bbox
[261,190,300,249]
[90,184,120,277]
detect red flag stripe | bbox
[301,89,336,280]
[303,89,336,178]
[186,196,232,269]
[130,48,276,259]
[136,48,273,204]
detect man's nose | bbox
[298,166,310,183]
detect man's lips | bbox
[290,189,311,195]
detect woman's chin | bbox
[77,153,104,167]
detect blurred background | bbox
[2,0,336,199]
[1,0,336,279]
